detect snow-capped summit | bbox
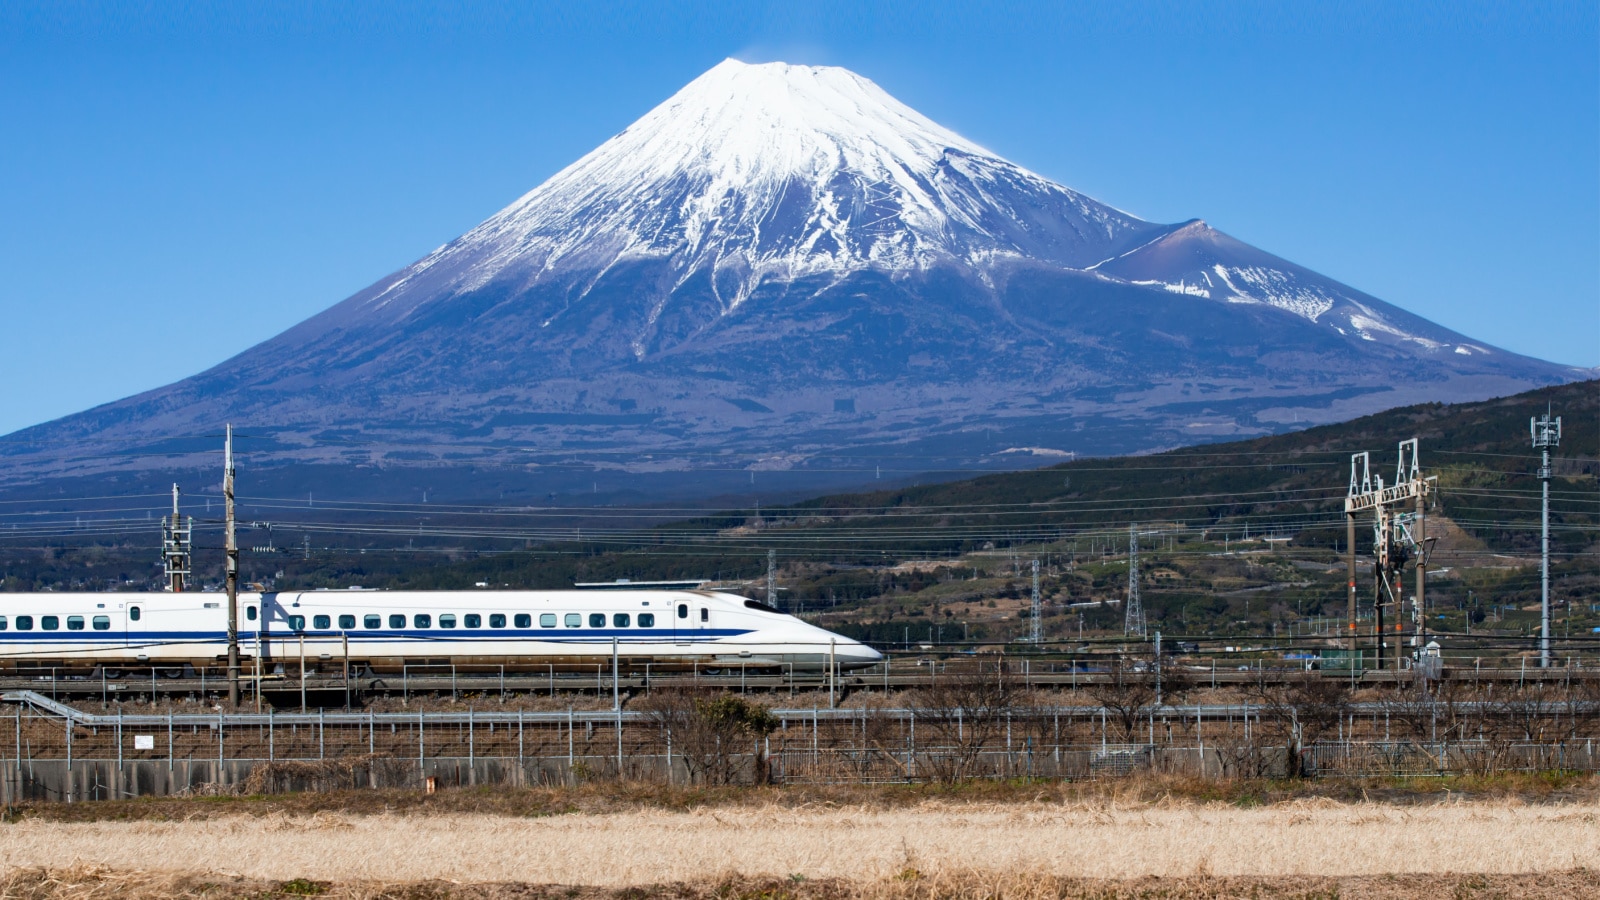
[0,60,1581,501]
[359,59,1162,321]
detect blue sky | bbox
[0,1,1595,437]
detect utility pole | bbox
[1029,558,1041,643]
[1532,408,1561,668]
[1124,525,1146,638]
[1346,453,1364,661]
[1413,450,1427,663]
[162,483,191,593]
[225,425,240,707]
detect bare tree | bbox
[1252,675,1352,777]
[1087,657,1160,744]
[909,659,1019,781]
[638,690,777,785]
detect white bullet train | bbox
[0,588,882,674]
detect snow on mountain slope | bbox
[353,59,1165,323]
[1093,219,1481,354]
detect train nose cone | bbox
[835,640,883,670]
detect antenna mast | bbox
[1532,408,1561,668]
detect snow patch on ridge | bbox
[1209,264,1335,322]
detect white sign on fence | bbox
[133,735,154,750]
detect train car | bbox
[0,588,881,675]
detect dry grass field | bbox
[1,799,1598,898]
[0,867,1596,900]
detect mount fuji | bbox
[1,60,1584,500]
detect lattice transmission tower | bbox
[1029,558,1042,643]
[1124,525,1146,638]
[767,549,778,608]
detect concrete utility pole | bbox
[225,425,241,707]
[1346,470,1359,659]
[1414,457,1427,661]
[1532,408,1561,668]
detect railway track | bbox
[2,661,1594,704]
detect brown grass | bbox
[0,866,1596,899]
[2,802,1599,886]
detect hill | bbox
[9,379,1586,649]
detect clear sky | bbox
[1,1,1595,437]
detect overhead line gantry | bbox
[1345,439,1435,672]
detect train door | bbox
[123,601,141,649]
[674,599,692,646]
[246,596,262,666]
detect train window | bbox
[489,614,506,628]
[67,616,84,631]
[288,615,305,631]
[364,614,381,628]
[42,616,59,631]
[313,615,331,630]
[389,614,406,628]
[539,613,556,627]
[677,603,687,619]
[565,613,581,627]
[247,606,257,621]
[514,613,532,628]
[16,616,33,631]
[414,614,431,628]
[439,614,456,628]
[639,613,655,627]
[129,606,141,621]
[589,613,605,628]
[339,614,356,629]
[0,616,6,630]
[465,614,481,628]
[700,607,708,623]
[613,613,630,627]
[93,616,111,630]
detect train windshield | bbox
[743,599,781,614]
